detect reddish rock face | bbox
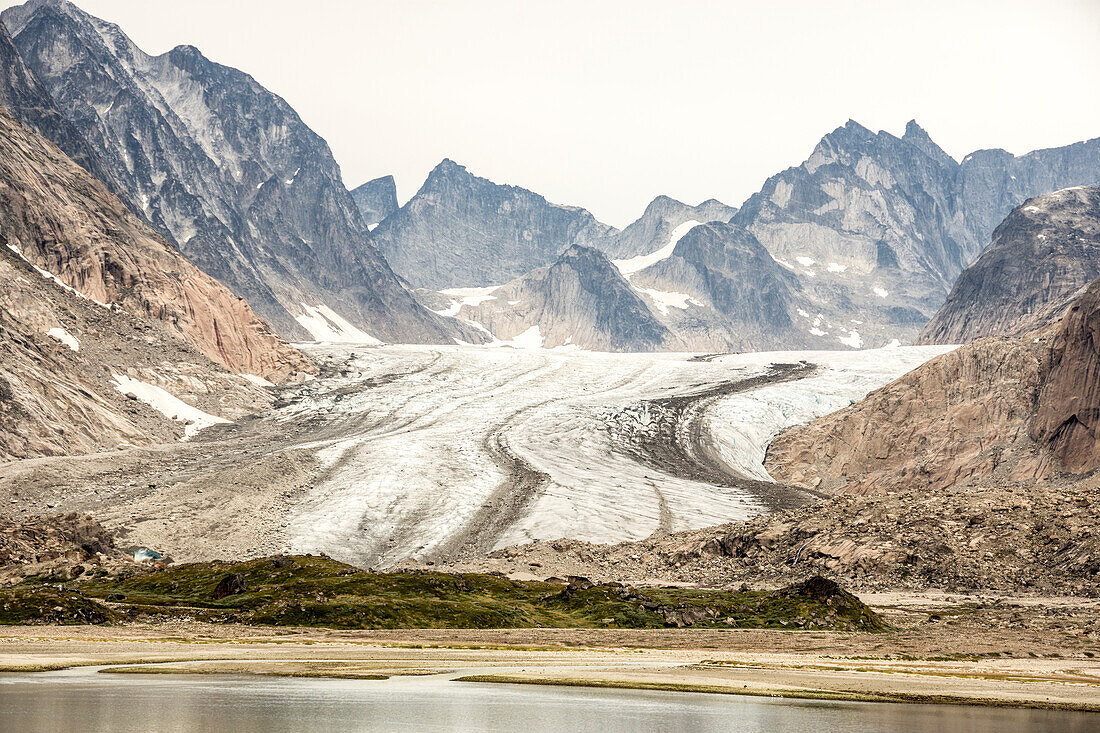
[0,108,313,383]
[1031,279,1100,474]
[767,276,1100,495]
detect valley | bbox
[0,343,949,569]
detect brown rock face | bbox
[1031,280,1100,473]
[0,108,312,383]
[768,276,1100,495]
[765,337,1051,495]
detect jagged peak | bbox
[639,194,687,219]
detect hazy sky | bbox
[6,0,1099,227]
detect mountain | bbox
[0,106,313,460]
[0,21,116,192]
[730,120,967,343]
[954,139,1100,259]
[1,0,478,345]
[350,175,398,228]
[0,106,311,382]
[730,120,1100,345]
[595,195,737,259]
[765,275,1100,495]
[371,159,616,290]
[919,186,1100,344]
[624,221,822,351]
[430,245,670,351]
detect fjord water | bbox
[0,671,1093,732]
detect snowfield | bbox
[278,343,954,568]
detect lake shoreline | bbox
[1,613,1097,713]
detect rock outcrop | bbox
[372,159,615,289]
[919,186,1100,343]
[766,276,1100,494]
[444,245,671,351]
[1030,279,1100,474]
[350,175,398,228]
[2,0,477,345]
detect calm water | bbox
[0,668,1095,732]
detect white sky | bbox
[5,0,1099,227]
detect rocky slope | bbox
[350,175,398,228]
[765,275,1100,496]
[0,223,273,461]
[2,0,476,345]
[468,478,1100,595]
[443,245,671,351]
[595,195,737,259]
[919,187,1100,343]
[372,159,615,290]
[0,107,312,383]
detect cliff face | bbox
[2,0,475,345]
[1031,280,1100,474]
[919,187,1100,344]
[766,277,1100,495]
[0,107,313,383]
[372,159,615,290]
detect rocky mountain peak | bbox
[351,174,398,228]
[920,186,1100,344]
[372,159,614,289]
[902,119,957,167]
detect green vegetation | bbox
[3,555,886,632]
[0,585,123,625]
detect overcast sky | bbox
[6,0,1099,227]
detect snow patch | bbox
[872,286,889,298]
[295,304,383,344]
[637,287,699,315]
[500,325,543,349]
[612,220,701,278]
[46,327,79,351]
[774,258,796,270]
[238,373,275,387]
[795,256,816,267]
[111,374,230,438]
[837,329,863,348]
[826,262,848,273]
[439,286,500,307]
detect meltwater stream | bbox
[0,670,1094,733]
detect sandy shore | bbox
[2,595,1099,713]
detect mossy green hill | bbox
[2,555,886,631]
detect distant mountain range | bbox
[1,0,1099,353]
